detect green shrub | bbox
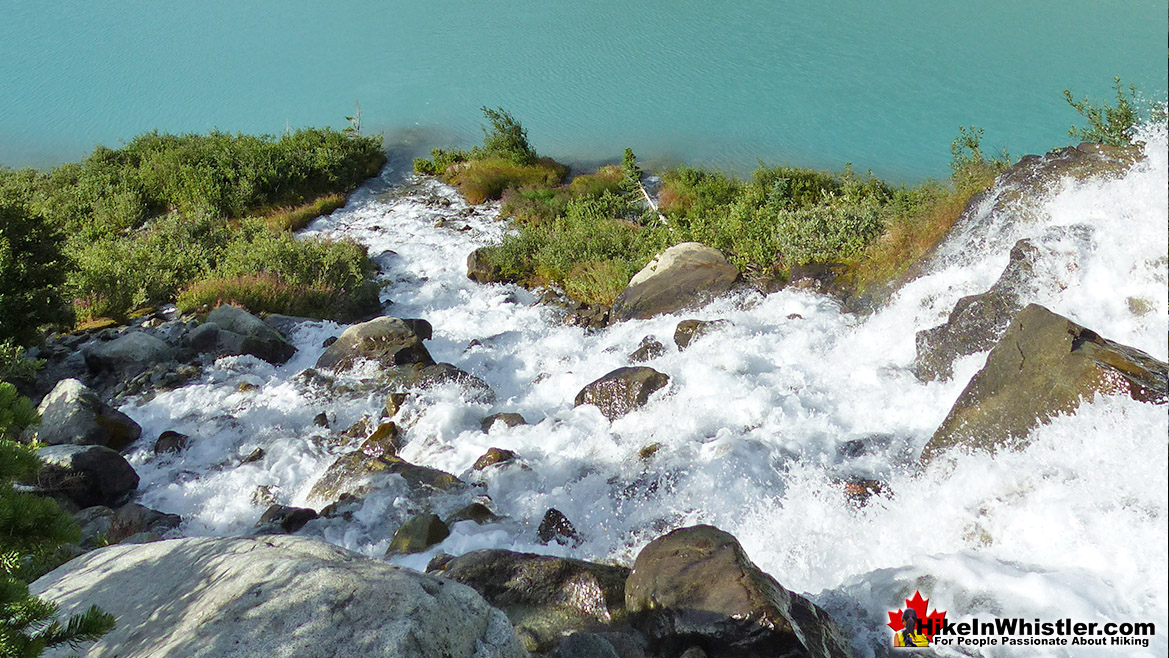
[449,157,567,204]
[474,107,537,166]
[178,221,378,320]
[0,202,70,344]
[413,148,468,176]
[950,126,1011,196]
[1,383,115,657]
[1064,77,1147,147]
[262,194,348,232]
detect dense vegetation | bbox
[0,128,385,327]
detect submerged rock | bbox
[473,447,517,471]
[31,536,528,658]
[29,378,141,451]
[628,336,666,363]
[575,367,670,420]
[673,319,731,350]
[428,548,631,654]
[923,304,1167,462]
[386,514,450,555]
[481,413,527,432]
[307,451,463,503]
[609,243,738,322]
[625,525,849,658]
[316,316,435,372]
[537,508,582,547]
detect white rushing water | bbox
[120,129,1167,657]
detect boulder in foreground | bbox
[923,303,1168,462]
[575,367,669,420]
[31,536,527,658]
[609,243,738,322]
[625,525,849,658]
[315,316,435,372]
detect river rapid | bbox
[117,128,1167,657]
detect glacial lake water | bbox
[1,1,1165,180]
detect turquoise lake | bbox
[2,2,1165,180]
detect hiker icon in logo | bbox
[888,590,945,648]
[893,608,929,647]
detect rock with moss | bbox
[31,535,528,658]
[923,303,1167,462]
[609,243,738,323]
[625,525,849,658]
[386,514,451,555]
[316,316,435,372]
[575,367,669,420]
[29,378,142,451]
[428,548,632,654]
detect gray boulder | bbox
[609,243,738,322]
[625,525,849,658]
[429,548,631,654]
[575,367,669,420]
[316,316,435,372]
[914,239,1041,381]
[30,535,528,658]
[29,379,141,451]
[186,305,296,365]
[83,331,175,379]
[34,444,139,508]
[923,304,1168,462]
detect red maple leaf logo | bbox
[887,590,947,641]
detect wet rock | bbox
[673,319,730,350]
[923,304,1168,462]
[307,452,463,503]
[481,413,527,432]
[29,379,142,451]
[914,239,1042,381]
[629,336,666,362]
[473,447,517,471]
[785,262,854,298]
[360,422,400,458]
[468,246,507,284]
[609,243,738,322]
[552,633,621,658]
[414,363,496,403]
[32,444,139,508]
[428,548,631,654]
[255,504,319,534]
[31,535,528,658]
[575,367,670,420]
[385,392,408,417]
[312,412,330,428]
[252,486,277,507]
[315,316,435,372]
[109,502,181,542]
[537,508,582,546]
[185,305,297,365]
[386,514,450,555]
[154,430,189,455]
[74,506,115,549]
[261,313,313,337]
[446,503,500,526]
[625,525,850,658]
[83,331,176,380]
[240,448,266,465]
[566,304,611,330]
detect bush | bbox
[1,383,115,657]
[475,107,537,166]
[449,157,568,204]
[1064,76,1151,147]
[0,202,70,344]
[178,220,378,320]
[262,194,347,232]
[950,126,1011,196]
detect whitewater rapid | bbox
[120,130,1167,657]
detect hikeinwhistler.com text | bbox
[918,618,1156,649]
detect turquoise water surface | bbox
[2,2,1165,180]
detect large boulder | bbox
[83,331,175,379]
[609,243,738,322]
[307,451,463,503]
[28,379,141,451]
[429,548,631,654]
[33,444,139,508]
[575,367,669,421]
[30,536,527,658]
[186,305,296,365]
[923,304,1167,462]
[914,239,1041,381]
[468,247,507,284]
[316,316,435,372]
[625,525,849,658]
